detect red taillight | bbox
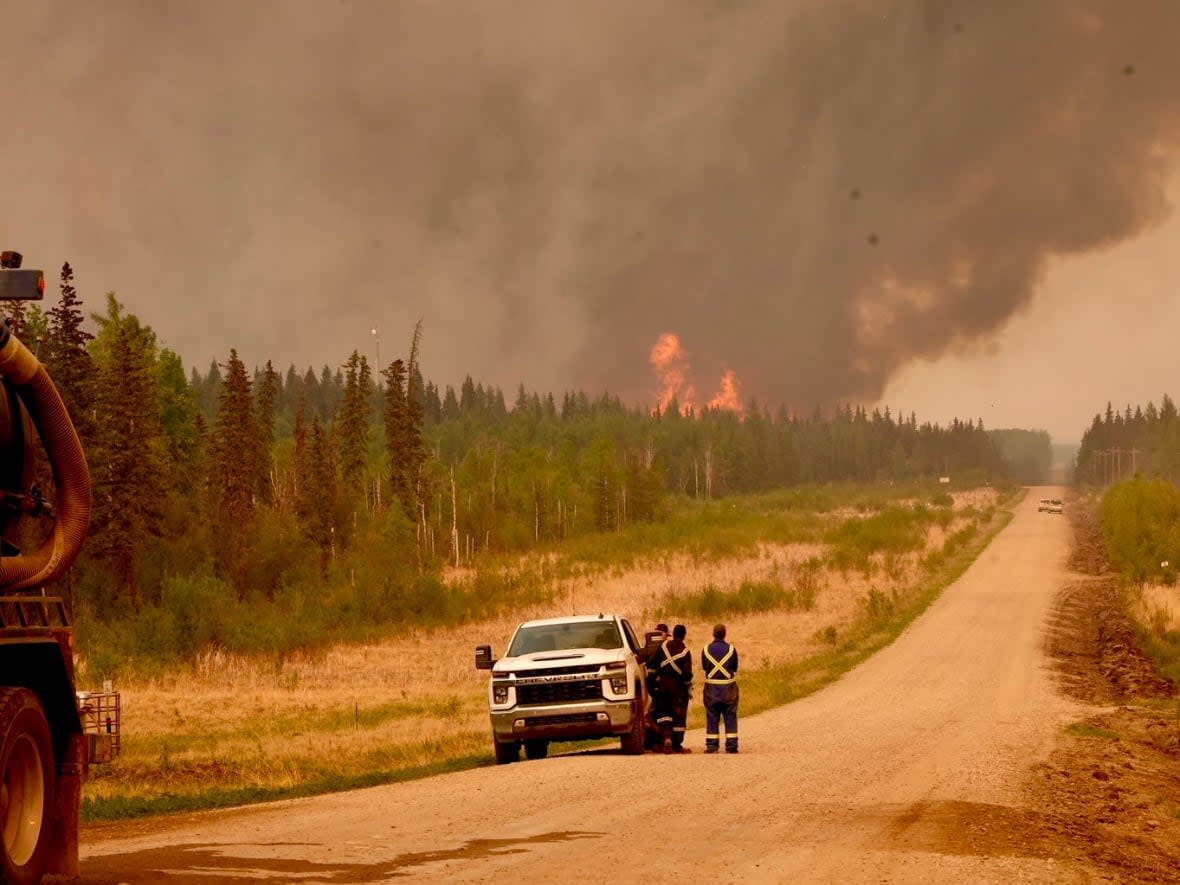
[37,273,45,296]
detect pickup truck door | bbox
[621,619,642,652]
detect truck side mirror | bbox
[475,644,495,670]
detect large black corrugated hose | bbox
[0,323,91,591]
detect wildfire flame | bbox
[649,332,696,412]
[649,332,743,416]
[707,368,742,412]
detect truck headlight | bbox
[604,661,628,695]
[493,684,509,704]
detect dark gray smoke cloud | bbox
[3,1,1179,410]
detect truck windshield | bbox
[508,621,622,655]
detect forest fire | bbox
[649,332,696,412]
[649,332,743,416]
[707,368,742,412]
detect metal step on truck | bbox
[1,251,119,884]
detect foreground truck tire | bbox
[523,740,548,760]
[493,739,520,765]
[620,696,645,756]
[0,688,54,885]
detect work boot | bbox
[705,745,719,754]
[676,745,691,754]
[662,738,674,754]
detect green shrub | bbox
[863,587,897,620]
[661,578,815,618]
[921,549,945,572]
[814,625,838,645]
[942,525,977,557]
[160,574,237,658]
[826,506,929,571]
[1100,477,1180,582]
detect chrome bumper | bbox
[490,699,637,743]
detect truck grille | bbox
[517,680,603,706]
[524,713,598,728]
[527,663,601,677]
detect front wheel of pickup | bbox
[493,739,520,765]
[523,740,548,760]
[620,697,645,755]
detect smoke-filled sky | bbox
[4,0,1180,442]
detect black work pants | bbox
[655,677,690,748]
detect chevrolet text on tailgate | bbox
[475,614,648,763]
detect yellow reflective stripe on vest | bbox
[704,646,735,684]
[660,645,688,677]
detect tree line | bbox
[4,265,1012,628]
[1075,397,1180,487]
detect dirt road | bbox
[78,489,1091,884]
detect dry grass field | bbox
[81,486,1006,821]
[1135,583,1180,632]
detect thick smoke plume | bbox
[3,1,1179,411]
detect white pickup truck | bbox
[474,614,649,763]
[1038,498,1064,514]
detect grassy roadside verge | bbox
[82,484,1020,825]
[85,749,490,822]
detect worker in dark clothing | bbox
[638,623,669,667]
[648,624,693,753]
[702,623,739,754]
[640,623,669,750]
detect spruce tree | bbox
[1,298,26,337]
[45,262,96,442]
[212,349,257,592]
[255,360,279,506]
[405,322,428,503]
[293,392,310,524]
[305,416,337,570]
[383,358,412,516]
[157,348,200,493]
[337,351,369,499]
[88,296,166,609]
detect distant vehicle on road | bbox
[1048,499,1063,514]
[1038,499,1051,512]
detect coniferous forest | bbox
[1075,398,1180,486]
[5,266,1015,671]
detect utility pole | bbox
[371,326,381,372]
[1095,447,1141,485]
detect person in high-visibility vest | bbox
[648,624,693,753]
[701,623,739,753]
